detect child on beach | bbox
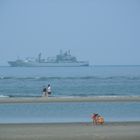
[42,86,47,97]
[92,113,104,125]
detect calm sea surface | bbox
[0,65,140,123]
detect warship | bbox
[8,50,89,67]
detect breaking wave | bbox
[0,76,140,80]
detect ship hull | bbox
[8,61,89,67]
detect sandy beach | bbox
[0,96,140,104]
[0,122,140,140]
[0,97,140,140]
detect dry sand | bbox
[0,122,140,140]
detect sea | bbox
[0,65,140,123]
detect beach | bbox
[0,66,140,139]
[0,97,140,140]
[0,122,140,140]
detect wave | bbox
[0,95,9,98]
[0,76,140,81]
[0,94,42,98]
[1,94,140,100]
[0,95,140,101]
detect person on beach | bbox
[92,113,99,125]
[42,86,47,97]
[91,113,104,125]
[47,84,51,96]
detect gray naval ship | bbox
[8,50,89,67]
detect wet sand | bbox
[0,96,140,104]
[0,122,140,140]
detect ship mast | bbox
[38,53,42,62]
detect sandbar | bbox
[0,96,140,104]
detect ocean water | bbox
[0,65,140,97]
[0,102,140,123]
[0,65,140,123]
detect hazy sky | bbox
[0,0,140,65]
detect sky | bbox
[0,0,140,66]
